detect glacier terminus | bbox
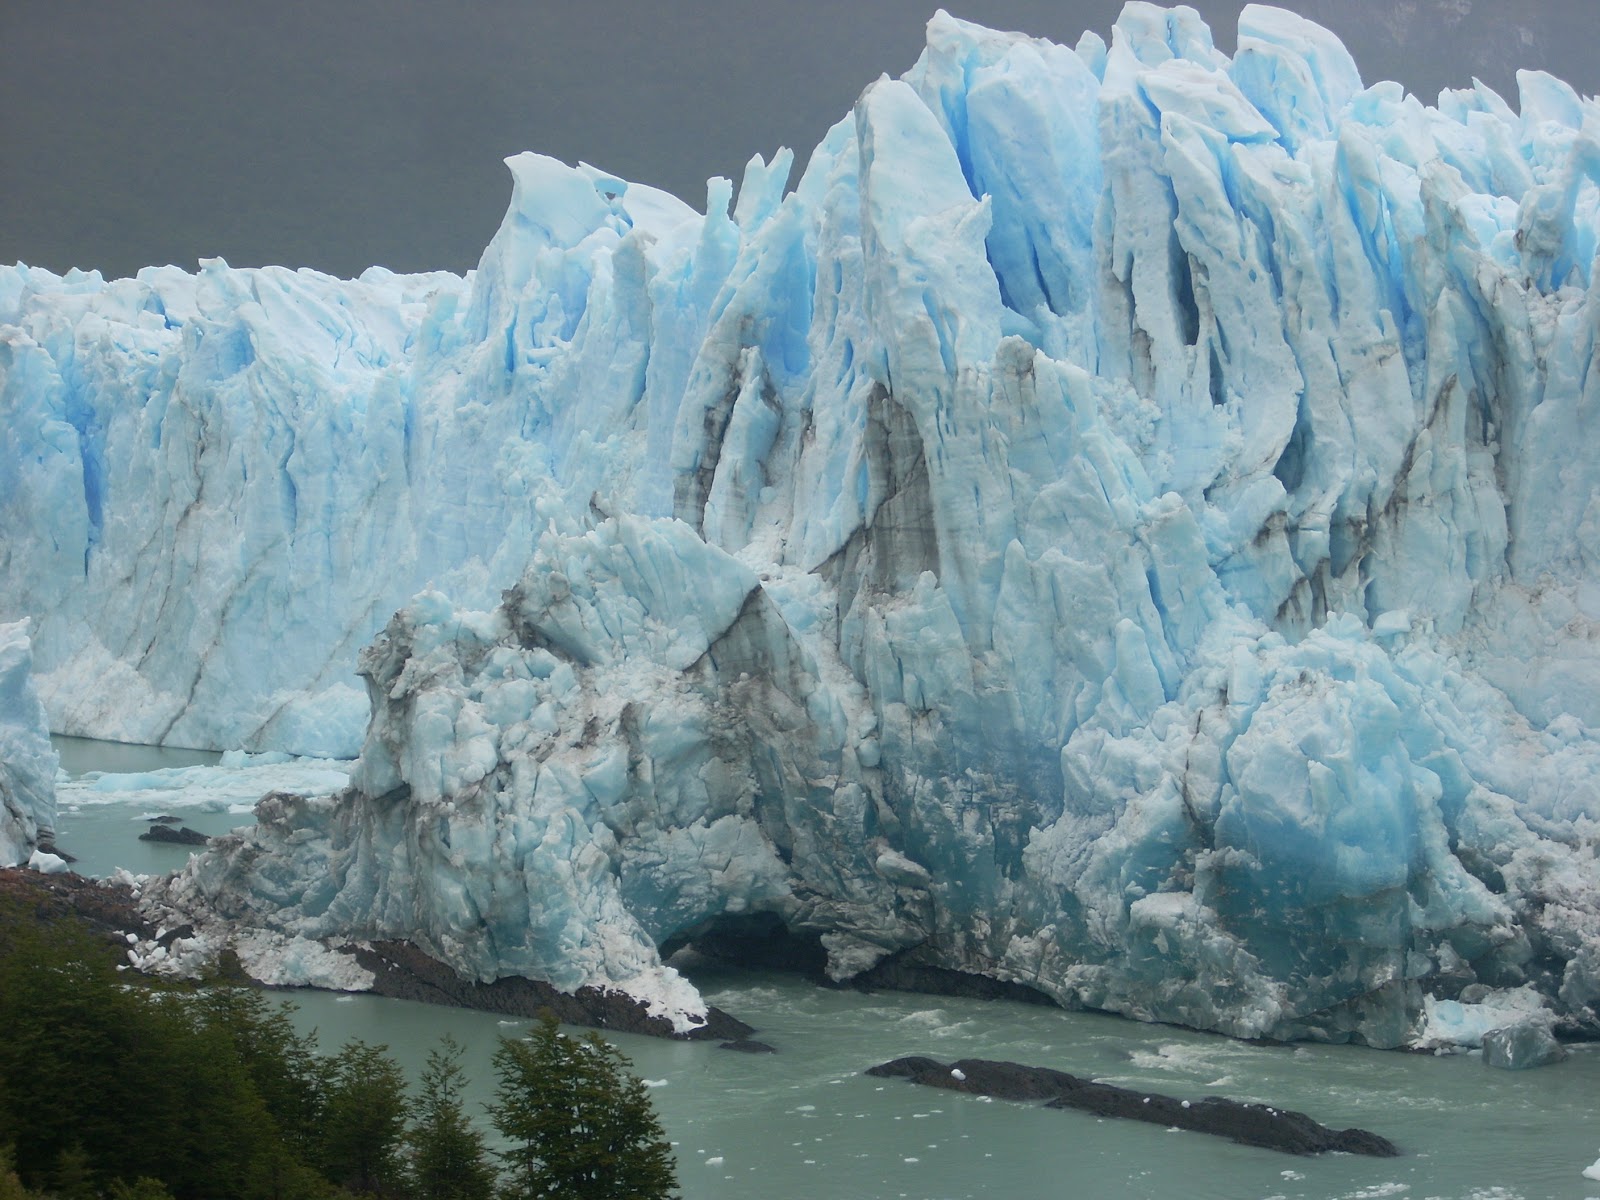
[2,3,1599,1058]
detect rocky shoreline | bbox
[0,864,159,945]
[0,866,754,1041]
[350,938,754,1041]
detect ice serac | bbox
[14,4,1600,1048]
[0,621,59,866]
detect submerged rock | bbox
[866,1055,1398,1157]
[718,1039,777,1054]
[139,825,210,846]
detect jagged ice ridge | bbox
[5,4,1600,1048]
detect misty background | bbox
[4,0,1597,281]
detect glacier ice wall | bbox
[12,4,1600,1043]
[0,621,59,866]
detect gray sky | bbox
[4,0,1596,280]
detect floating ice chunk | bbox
[59,755,352,813]
[1482,1022,1566,1070]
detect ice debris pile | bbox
[0,621,59,868]
[9,4,1600,1048]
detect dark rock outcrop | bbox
[0,866,152,944]
[866,1055,1398,1157]
[347,939,755,1041]
[868,1055,1080,1101]
[139,825,210,845]
[0,869,756,1042]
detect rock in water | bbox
[865,1055,1397,1157]
[139,826,210,846]
[7,8,1600,1051]
[718,1039,777,1054]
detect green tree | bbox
[488,1013,676,1200]
[319,1040,409,1195]
[405,1036,495,1200]
[49,1145,94,1200]
[107,1179,178,1200]
[0,1147,30,1200]
[186,987,335,1200]
[0,902,333,1200]
[192,988,326,1159]
[0,912,202,1192]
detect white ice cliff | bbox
[0,621,59,867]
[6,4,1600,1046]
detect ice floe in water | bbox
[56,751,352,813]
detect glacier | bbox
[0,621,59,867]
[5,3,1600,1048]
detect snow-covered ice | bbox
[8,5,1600,1048]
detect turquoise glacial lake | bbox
[47,737,1600,1199]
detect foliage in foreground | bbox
[408,1037,497,1200]
[490,1013,677,1200]
[0,898,677,1199]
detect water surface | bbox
[46,737,1600,1199]
[281,968,1600,1200]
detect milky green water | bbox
[51,735,222,778]
[280,971,1600,1200]
[47,738,1600,1199]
